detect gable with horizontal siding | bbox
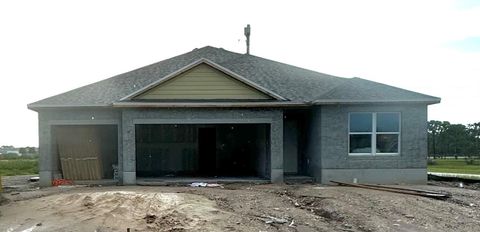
[134,63,272,100]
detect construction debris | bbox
[144,214,157,224]
[330,181,451,200]
[52,179,73,186]
[289,220,295,227]
[189,182,223,188]
[257,215,289,224]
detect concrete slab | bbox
[270,169,284,183]
[123,172,136,185]
[428,172,480,180]
[284,175,314,184]
[136,177,269,186]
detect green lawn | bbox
[0,159,38,176]
[428,159,480,175]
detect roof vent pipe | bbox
[244,24,251,54]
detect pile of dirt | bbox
[0,194,9,206]
[0,191,228,231]
[0,193,9,219]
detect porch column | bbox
[121,110,136,185]
[38,113,59,187]
[270,114,284,183]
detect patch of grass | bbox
[428,159,480,175]
[0,154,38,160]
[0,159,38,176]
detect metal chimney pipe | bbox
[244,24,251,54]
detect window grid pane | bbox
[349,134,372,153]
[349,112,401,155]
[349,113,373,132]
[376,113,400,132]
[376,134,399,153]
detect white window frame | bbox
[348,112,401,156]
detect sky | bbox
[0,0,479,147]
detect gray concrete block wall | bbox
[36,107,283,186]
[36,104,428,186]
[121,110,136,185]
[320,104,427,182]
[255,125,269,178]
[121,108,284,184]
[320,168,427,184]
[305,108,322,179]
[307,104,429,184]
[320,104,428,169]
[38,114,53,187]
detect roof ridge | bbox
[108,46,216,80]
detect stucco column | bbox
[38,116,53,187]
[121,110,136,185]
[116,122,124,183]
[270,115,284,183]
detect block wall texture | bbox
[306,104,428,183]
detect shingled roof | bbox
[28,46,440,109]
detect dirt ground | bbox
[1,177,479,232]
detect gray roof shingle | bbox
[28,46,440,109]
[314,77,440,104]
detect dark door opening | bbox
[284,109,310,176]
[135,124,270,178]
[198,127,216,176]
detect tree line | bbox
[428,121,480,159]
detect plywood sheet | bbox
[56,126,103,180]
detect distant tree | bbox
[431,121,451,157]
[446,124,469,158]
[428,120,480,159]
[467,123,480,158]
[26,147,37,154]
[19,147,27,155]
[428,120,443,158]
[0,145,15,154]
[0,145,14,149]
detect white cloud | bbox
[0,0,479,146]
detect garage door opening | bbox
[53,125,118,180]
[135,124,270,179]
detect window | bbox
[349,112,400,155]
